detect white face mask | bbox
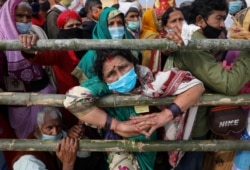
[16,22,32,34]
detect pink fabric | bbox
[8,84,56,138]
[0,0,43,82]
[222,50,250,111]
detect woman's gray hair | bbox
[37,107,62,129]
[18,1,32,9]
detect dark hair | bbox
[85,0,102,13]
[180,5,192,21]
[111,3,119,9]
[186,0,228,24]
[95,50,138,80]
[79,7,87,17]
[161,7,182,26]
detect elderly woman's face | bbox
[40,114,62,136]
[102,55,133,84]
[108,15,124,28]
[15,4,32,23]
[63,18,82,29]
[165,10,184,29]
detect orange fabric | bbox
[211,105,239,112]
[140,9,161,69]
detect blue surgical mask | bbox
[127,21,140,31]
[16,22,32,34]
[108,26,125,39]
[42,132,63,141]
[107,67,137,93]
[229,1,243,15]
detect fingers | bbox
[18,34,38,48]
[165,27,183,46]
[55,141,61,153]
[130,114,157,121]
[68,125,83,139]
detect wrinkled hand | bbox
[55,137,78,170]
[68,123,85,139]
[130,109,174,138]
[19,34,38,49]
[164,24,183,46]
[114,114,157,138]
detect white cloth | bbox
[69,0,84,12]
[181,21,200,45]
[225,14,234,31]
[118,0,140,16]
[13,155,47,170]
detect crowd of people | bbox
[0,0,250,169]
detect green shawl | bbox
[74,7,133,82]
[82,76,157,170]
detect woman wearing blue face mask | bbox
[11,106,80,170]
[0,0,56,139]
[72,7,141,82]
[64,49,204,170]
[228,0,246,15]
[119,0,142,39]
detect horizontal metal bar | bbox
[1,39,250,51]
[0,139,249,152]
[0,92,250,107]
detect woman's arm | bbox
[77,106,156,138]
[131,84,205,137]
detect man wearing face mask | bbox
[119,0,141,39]
[10,107,80,170]
[166,0,250,169]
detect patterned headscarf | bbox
[154,0,175,18]
[229,7,250,39]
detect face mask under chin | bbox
[202,21,222,39]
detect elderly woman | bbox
[140,8,182,73]
[73,7,138,82]
[20,10,91,129]
[64,49,205,170]
[0,0,55,138]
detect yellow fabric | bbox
[235,7,250,31]
[140,9,160,68]
[229,7,250,39]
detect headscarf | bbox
[140,8,161,39]
[140,9,162,72]
[229,7,250,39]
[0,0,43,81]
[118,0,140,16]
[154,0,175,18]
[74,7,133,82]
[56,10,82,29]
[92,7,132,40]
